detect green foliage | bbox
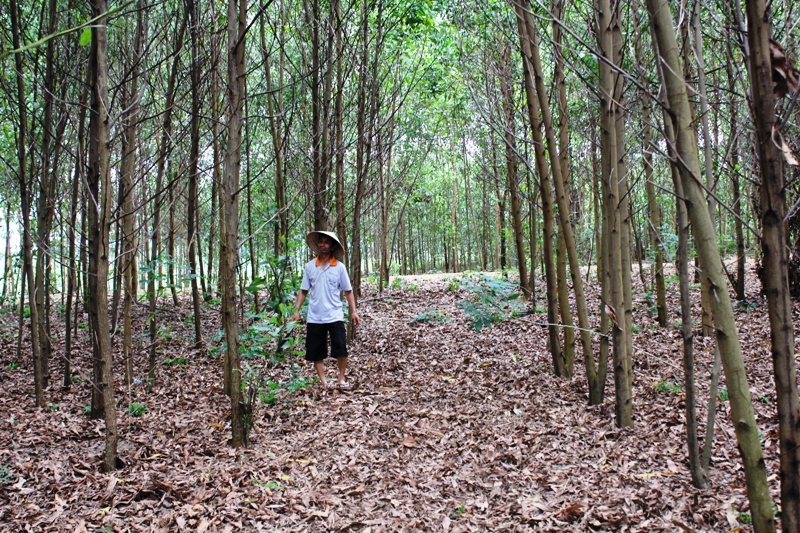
[718,387,729,401]
[23,306,30,319]
[128,403,147,417]
[736,299,758,312]
[252,478,284,491]
[390,277,404,289]
[5,361,19,370]
[259,382,280,405]
[46,403,59,411]
[450,503,467,520]
[654,379,682,395]
[162,357,188,366]
[457,274,523,332]
[0,464,12,483]
[410,309,450,324]
[82,405,92,416]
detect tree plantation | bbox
[1,0,800,530]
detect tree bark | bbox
[222,0,247,447]
[188,0,203,346]
[646,0,776,527]
[744,0,800,529]
[9,0,44,407]
[87,0,118,472]
[512,4,564,376]
[148,8,187,388]
[498,44,529,296]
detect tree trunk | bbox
[498,44,529,296]
[188,0,203,346]
[87,0,118,472]
[148,8,188,388]
[744,1,800,529]
[513,1,563,376]
[9,0,44,407]
[64,73,89,389]
[646,0,776,528]
[222,0,247,448]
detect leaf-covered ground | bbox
[0,266,795,532]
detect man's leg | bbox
[337,357,347,385]
[329,321,348,387]
[306,323,327,386]
[314,360,327,387]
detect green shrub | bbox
[410,309,450,324]
[128,403,147,417]
[457,274,523,332]
[654,379,682,395]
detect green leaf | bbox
[79,28,92,46]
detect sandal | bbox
[336,381,351,391]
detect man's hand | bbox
[289,311,301,323]
[351,311,361,328]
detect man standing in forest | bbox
[290,231,360,391]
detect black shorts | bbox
[305,321,347,361]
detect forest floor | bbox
[0,263,795,532]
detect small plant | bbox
[128,403,147,417]
[162,357,188,366]
[390,277,404,290]
[450,503,467,520]
[46,403,59,411]
[71,375,84,383]
[447,279,460,291]
[654,379,682,395]
[758,394,770,403]
[406,284,419,291]
[410,309,450,324]
[82,405,92,416]
[631,323,640,334]
[252,478,284,491]
[286,364,313,393]
[457,274,523,332]
[5,362,19,370]
[259,382,280,405]
[0,464,12,483]
[718,387,729,401]
[736,299,758,312]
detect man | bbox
[290,231,360,390]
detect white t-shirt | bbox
[300,257,353,324]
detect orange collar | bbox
[315,256,337,267]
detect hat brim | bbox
[306,231,345,261]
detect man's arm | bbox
[344,290,360,327]
[289,290,308,322]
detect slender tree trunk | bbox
[188,0,203,346]
[519,0,598,391]
[167,182,179,306]
[119,0,145,387]
[34,0,60,383]
[10,0,44,407]
[87,0,118,472]
[498,45,529,296]
[725,38,746,301]
[222,0,247,447]
[513,2,563,376]
[744,1,800,529]
[64,75,88,389]
[646,0,776,527]
[260,8,287,255]
[1,203,11,304]
[552,3,574,371]
[148,8,187,387]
